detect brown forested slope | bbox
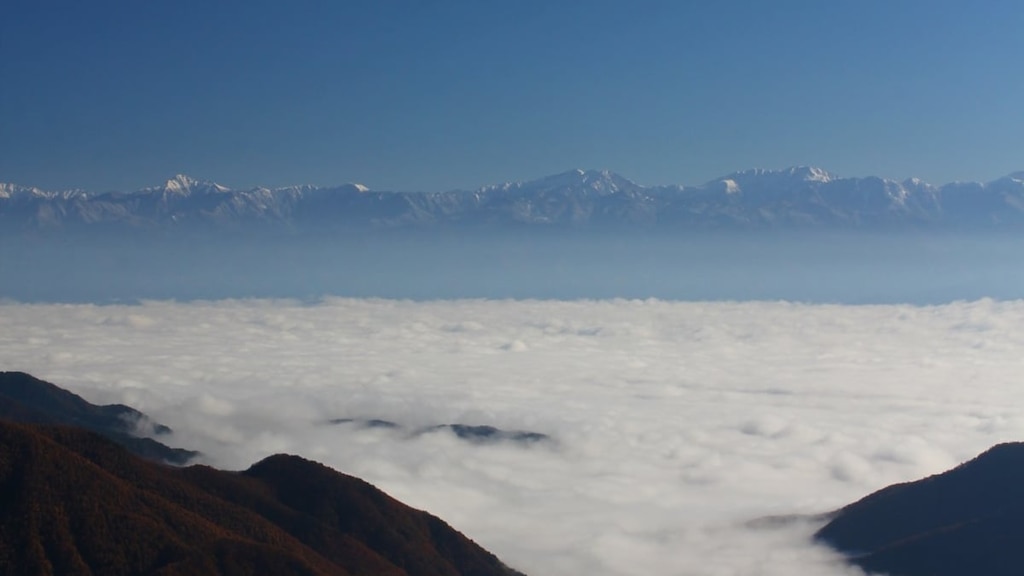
[0,371,197,464]
[0,420,522,576]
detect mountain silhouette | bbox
[0,371,197,464]
[816,442,1024,576]
[328,418,551,445]
[0,419,523,575]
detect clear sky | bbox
[2,0,1022,192]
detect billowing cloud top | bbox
[3,297,1023,575]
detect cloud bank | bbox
[4,298,1024,575]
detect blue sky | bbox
[2,0,1022,192]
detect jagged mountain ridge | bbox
[4,167,1024,232]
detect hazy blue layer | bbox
[3,232,1021,304]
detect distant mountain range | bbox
[5,167,1024,234]
[0,372,523,576]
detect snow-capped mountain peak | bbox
[0,183,24,199]
[0,182,78,199]
[166,174,196,189]
[788,166,834,183]
[721,179,741,194]
[539,168,599,185]
[479,169,639,196]
[5,166,1024,232]
[537,168,638,194]
[160,174,230,194]
[722,166,835,184]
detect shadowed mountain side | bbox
[0,421,524,576]
[0,371,197,464]
[815,442,1024,576]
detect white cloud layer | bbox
[4,297,1024,575]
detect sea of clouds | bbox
[4,297,1024,575]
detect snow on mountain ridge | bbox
[0,182,86,200]
[719,166,835,184]
[151,174,231,195]
[721,179,741,194]
[794,166,834,183]
[9,168,1024,198]
[0,183,30,199]
[6,168,1024,232]
[480,169,640,196]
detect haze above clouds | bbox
[3,297,1023,575]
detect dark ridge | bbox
[243,454,524,576]
[327,417,551,445]
[0,420,525,576]
[427,424,550,445]
[0,371,197,464]
[816,442,1024,576]
[744,512,831,531]
[328,417,400,429]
